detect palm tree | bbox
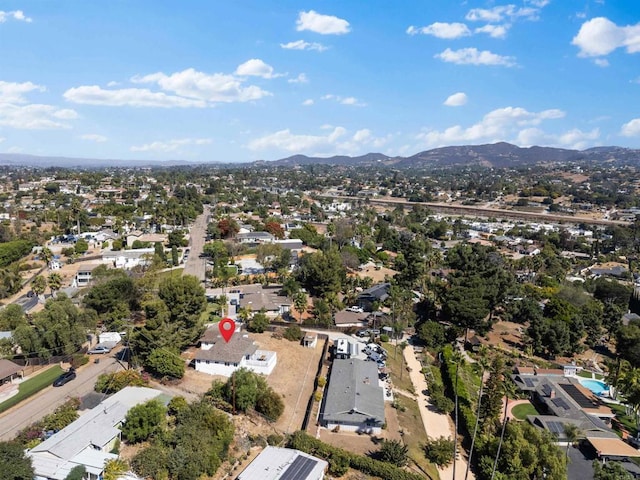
[47,272,62,297]
[31,275,47,301]
[619,367,640,426]
[40,247,53,269]
[490,364,517,480]
[451,350,464,480]
[605,357,629,401]
[237,306,252,324]
[293,291,308,323]
[465,346,490,480]
[563,423,582,459]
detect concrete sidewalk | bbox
[403,346,474,480]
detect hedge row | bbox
[0,240,34,268]
[440,345,476,439]
[288,431,424,480]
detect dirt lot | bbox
[251,332,324,433]
[356,266,397,283]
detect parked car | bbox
[370,329,381,336]
[53,368,76,387]
[347,306,364,313]
[88,344,113,354]
[356,329,370,337]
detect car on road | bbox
[356,329,370,337]
[53,368,76,387]
[88,345,112,354]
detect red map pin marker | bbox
[219,318,236,343]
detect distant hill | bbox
[1,143,639,169]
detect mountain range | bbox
[1,142,639,169]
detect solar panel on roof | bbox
[542,384,552,396]
[546,421,565,435]
[524,378,537,387]
[559,384,595,409]
[281,456,318,480]
[551,398,570,410]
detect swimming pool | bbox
[579,379,609,396]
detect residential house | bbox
[194,326,277,377]
[320,358,385,433]
[333,311,367,328]
[238,285,292,319]
[27,386,164,480]
[357,283,390,312]
[237,446,327,480]
[333,338,362,360]
[236,231,275,245]
[73,264,100,288]
[102,248,155,269]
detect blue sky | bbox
[0,0,639,162]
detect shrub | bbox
[94,370,148,394]
[145,348,185,379]
[267,433,284,446]
[317,376,327,388]
[121,400,166,444]
[380,334,390,343]
[64,465,86,480]
[131,444,170,479]
[283,325,303,342]
[424,436,455,467]
[71,354,89,368]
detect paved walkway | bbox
[404,346,474,480]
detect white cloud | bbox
[280,40,328,51]
[621,118,640,137]
[131,138,212,153]
[0,103,77,129]
[235,59,282,79]
[0,137,4,143]
[248,126,388,154]
[444,92,468,106]
[594,58,609,67]
[67,68,272,108]
[0,81,45,103]
[106,81,121,87]
[406,22,471,39]
[465,5,540,22]
[64,85,206,108]
[321,94,367,107]
[572,17,640,58]
[132,68,271,103]
[417,106,566,147]
[288,73,309,84]
[302,99,314,106]
[80,134,107,143]
[435,47,516,66]
[296,10,350,35]
[6,146,22,153]
[0,81,77,130]
[516,127,600,149]
[0,10,32,23]
[475,24,510,38]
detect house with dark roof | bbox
[238,285,292,319]
[320,358,385,433]
[237,446,327,480]
[194,325,277,377]
[357,283,390,312]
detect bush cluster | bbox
[287,431,424,479]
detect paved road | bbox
[0,352,123,441]
[183,205,210,282]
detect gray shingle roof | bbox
[321,358,385,426]
[196,329,257,364]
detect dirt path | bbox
[404,346,474,480]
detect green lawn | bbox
[511,402,538,420]
[0,365,64,414]
[395,394,440,480]
[610,403,638,436]
[382,342,414,393]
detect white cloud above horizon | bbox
[416,106,570,148]
[465,5,541,23]
[444,92,468,106]
[435,48,517,66]
[65,67,272,107]
[235,59,282,79]
[621,119,640,137]
[296,10,350,35]
[0,81,77,129]
[572,17,640,58]
[280,40,328,51]
[406,22,471,39]
[131,138,212,153]
[0,10,32,23]
[80,134,107,143]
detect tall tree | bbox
[0,441,34,480]
[158,275,206,349]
